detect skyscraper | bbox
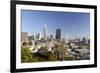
[37,33,41,40]
[56,28,61,40]
[43,24,47,40]
[50,35,53,40]
[21,32,29,42]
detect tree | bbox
[21,48,33,62]
[58,43,66,60]
[53,43,66,60]
[49,52,57,61]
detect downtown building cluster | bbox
[21,24,90,61]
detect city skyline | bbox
[21,10,90,39]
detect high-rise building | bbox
[43,24,47,40]
[82,37,86,44]
[37,33,41,40]
[50,35,53,40]
[21,32,29,42]
[28,35,34,41]
[56,28,61,40]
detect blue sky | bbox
[21,10,90,39]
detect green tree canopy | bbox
[21,48,33,62]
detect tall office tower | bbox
[82,37,87,44]
[37,33,41,40]
[28,35,34,41]
[56,28,61,40]
[50,35,53,40]
[43,24,47,40]
[21,32,29,42]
